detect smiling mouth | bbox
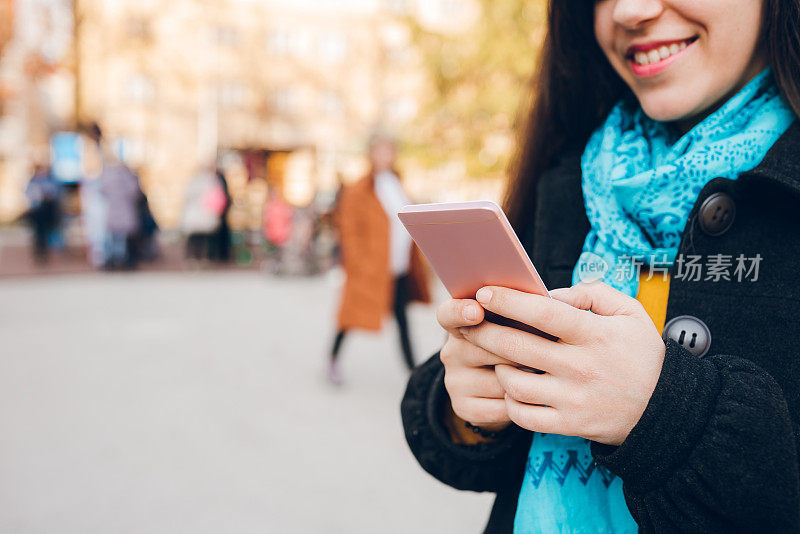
[626,36,698,67]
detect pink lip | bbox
[629,39,695,78]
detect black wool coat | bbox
[401,122,800,533]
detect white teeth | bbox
[632,39,692,66]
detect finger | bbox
[549,280,643,317]
[460,340,515,368]
[444,366,506,400]
[450,397,509,427]
[437,299,485,336]
[494,364,561,407]
[475,286,596,343]
[441,336,513,369]
[504,394,564,435]
[459,321,566,373]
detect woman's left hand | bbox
[458,281,666,446]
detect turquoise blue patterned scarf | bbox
[514,70,795,534]
[572,68,796,297]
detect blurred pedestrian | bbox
[79,122,108,268]
[24,163,62,264]
[211,168,232,263]
[311,188,340,272]
[262,188,293,274]
[287,205,316,275]
[328,131,430,384]
[181,166,227,264]
[326,173,346,267]
[134,184,160,263]
[100,159,142,270]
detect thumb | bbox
[549,280,641,317]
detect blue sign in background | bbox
[50,132,84,183]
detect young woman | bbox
[402,0,800,532]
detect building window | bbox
[267,28,301,57]
[218,82,246,108]
[318,91,345,116]
[125,74,155,103]
[125,17,152,40]
[215,26,240,47]
[317,31,347,63]
[270,88,299,115]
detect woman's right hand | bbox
[437,298,512,432]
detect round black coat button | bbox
[662,315,711,357]
[697,192,736,236]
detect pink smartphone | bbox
[398,200,555,339]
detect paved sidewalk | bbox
[0,271,493,533]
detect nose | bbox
[612,0,664,29]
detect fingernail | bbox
[476,287,492,304]
[462,304,478,322]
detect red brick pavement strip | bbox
[0,244,260,278]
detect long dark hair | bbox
[503,0,800,235]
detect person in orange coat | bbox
[329,131,430,384]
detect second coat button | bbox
[697,192,736,236]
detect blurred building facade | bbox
[0,0,497,228]
[0,0,74,220]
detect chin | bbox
[637,94,701,123]
[628,74,710,123]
